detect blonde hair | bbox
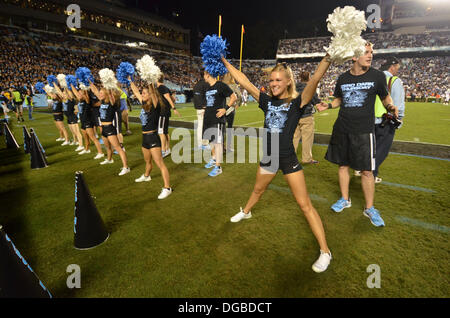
[268,63,299,102]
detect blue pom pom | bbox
[47,75,57,87]
[66,75,78,89]
[116,62,135,85]
[200,34,229,77]
[34,82,45,94]
[75,67,94,86]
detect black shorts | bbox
[203,122,225,144]
[91,112,101,127]
[101,124,118,137]
[81,118,95,130]
[116,111,123,134]
[66,114,78,124]
[158,115,170,135]
[142,132,161,149]
[260,153,303,175]
[325,130,376,171]
[53,114,64,121]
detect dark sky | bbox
[124,0,376,58]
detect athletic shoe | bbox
[100,159,114,165]
[363,207,385,227]
[118,167,130,176]
[135,174,151,182]
[69,141,75,146]
[375,177,382,184]
[354,170,361,176]
[331,197,352,213]
[158,187,172,199]
[61,141,70,146]
[56,137,64,141]
[93,153,105,160]
[99,138,104,145]
[230,207,252,223]
[208,166,222,177]
[75,146,84,152]
[302,159,319,164]
[78,149,91,155]
[204,158,216,169]
[201,144,211,151]
[312,250,332,273]
[126,130,132,135]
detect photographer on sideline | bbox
[372,57,405,183]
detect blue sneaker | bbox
[208,166,222,177]
[363,207,385,227]
[204,158,216,169]
[331,197,351,212]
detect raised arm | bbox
[70,84,82,101]
[221,57,260,102]
[300,55,332,107]
[89,79,101,100]
[129,79,143,104]
[53,83,64,99]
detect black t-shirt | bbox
[99,101,116,123]
[52,100,63,113]
[259,92,304,157]
[296,82,320,118]
[157,85,172,117]
[204,81,233,125]
[139,103,161,132]
[89,92,100,116]
[193,79,209,109]
[333,67,388,134]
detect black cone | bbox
[4,123,19,149]
[0,225,52,298]
[23,126,31,154]
[30,129,48,169]
[74,171,109,249]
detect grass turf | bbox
[0,112,449,298]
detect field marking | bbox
[380,181,436,193]
[395,216,450,234]
[238,120,264,127]
[389,152,450,162]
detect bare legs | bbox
[141,146,170,188]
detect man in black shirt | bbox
[157,74,180,158]
[202,70,237,177]
[317,42,399,227]
[193,70,210,149]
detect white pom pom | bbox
[79,83,89,90]
[136,54,162,84]
[45,84,56,94]
[325,6,368,64]
[57,74,67,88]
[99,68,118,90]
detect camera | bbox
[381,112,402,128]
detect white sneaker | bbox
[230,207,252,223]
[75,146,84,152]
[69,141,75,146]
[118,167,130,176]
[354,170,361,176]
[100,159,114,165]
[312,250,332,273]
[61,141,70,146]
[93,153,105,160]
[375,177,382,184]
[158,187,172,199]
[162,149,171,158]
[56,137,64,141]
[135,174,151,182]
[78,149,91,155]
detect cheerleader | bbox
[44,85,70,145]
[129,77,173,199]
[53,84,84,151]
[70,84,105,159]
[221,55,334,273]
[89,81,130,176]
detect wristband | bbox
[328,103,332,109]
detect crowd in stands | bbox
[0,25,448,101]
[277,31,450,55]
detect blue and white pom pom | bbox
[200,34,229,77]
[47,75,57,87]
[57,74,67,89]
[324,6,367,64]
[99,68,118,90]
[34,82,45,94]
[136,55,161,84]
[66,75,78,90]
[76,67,94,87]
[44,84,56,94]
[116,62,135,85]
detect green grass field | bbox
[131,101,448,145]
[0,109,449,298]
